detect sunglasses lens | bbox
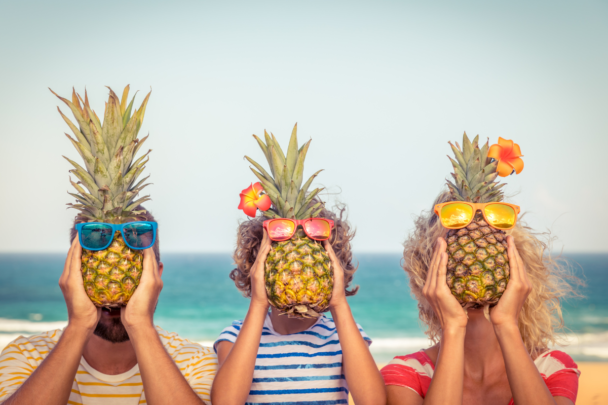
[440,203,474,228]
[484,204,516,229]
[268,220,295,241]
[80,223,114,250]
[304,219,331,240]
[122,223,155,249]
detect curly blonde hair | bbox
[403,191,582,355]
[230,203,359,299]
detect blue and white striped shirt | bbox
[214,313,372,405]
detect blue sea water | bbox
[0,253,606,362]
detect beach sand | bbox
[349,362,608,404]
[577,363,608,405]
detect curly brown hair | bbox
[230,203,359,299]
[403,190,583,355]
[69,205,161,263]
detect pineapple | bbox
[246,124,333,318]
[51,86,152,307]
[444,133,510,308]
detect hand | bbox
[59,237,101,332]
[121,248,163,331]
[490,236,531,328]
[324,241,347,309]
[249,229,271,310]
[422,238,468,332]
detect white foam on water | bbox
[0,318,67,333]
[552,331,608,359]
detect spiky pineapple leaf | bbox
[284,124,299,181]
[252,134,271,170]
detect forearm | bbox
[495,324,556,405]
[128,324,203,405]
[4,326,89,405]
[424,329,465,405]
[211,304,267,405]
[331,302,385,405]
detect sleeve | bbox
[213,320,243,353]
[355,323,372,346]
[380,355,432,398]
[183,346,219,404]
[537,351,580,403]
[0,337,37,403]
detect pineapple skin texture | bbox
[265,230,333,318]
[81,231,143,307]
[445,213,510,307]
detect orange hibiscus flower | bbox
[488,137,524,177]
[238,182,272,217]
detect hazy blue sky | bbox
[0,0,606,253]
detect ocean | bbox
[1,253,606,362]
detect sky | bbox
[0,0,606,253]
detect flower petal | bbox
[498,136,513,155]
[242,201,258,217]
[510,157,524,174]
[252,182,264,194]
[496,160,514,177]
[254,194,272,211]
[511,143,523,157]
[488,144,503,160]
[240,183,256,199]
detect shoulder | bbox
[534,350,580,378]
[213,320,244,353]
[155,326,216,361]
[382,351,435,376]
[1,329,63,356]
[534,350,580,403]
[381,351,434,396]
[322,316,372,344]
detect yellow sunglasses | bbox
[434,202,521,230]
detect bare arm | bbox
[122,249,204,405]
[491,237,573,405]
[210,231,272,405]
[323,241,386,405]
[386,238,468,405]
[419,238,468,405]
[4,239,101,405]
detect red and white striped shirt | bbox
[381,349,580,404]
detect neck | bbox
[461,308,506,379]
[82,334,138,375]
[269,307,318,335]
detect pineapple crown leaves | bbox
[446,132,505,203]
[245,123,325,220]
[51,85,153,223]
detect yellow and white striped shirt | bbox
[0,326,217,404]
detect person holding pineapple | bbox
[0,87,217,404]
[381,135,581,405]
[210,125,386,405]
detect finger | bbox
[252,231,271,279]
[323,240,338,263]
[506,236,521,282]
[511,237,529,284]
[427,238,444,290]
[67,238,83,286]
[323,241,343,276]
[436,251,449,291]
[60,238,78,285]
[141,248,156,283]
[145,248,159,277]
[427,238,443,283]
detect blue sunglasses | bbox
[75,222,158,251]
